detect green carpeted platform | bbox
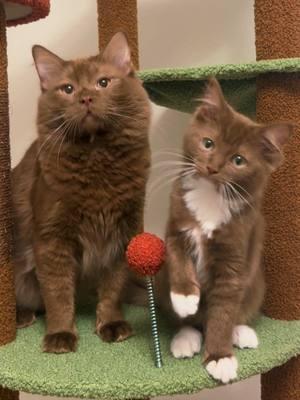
[139,58,300,117]
[0,306,300,399]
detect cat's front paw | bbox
[43,331,78,353]
[171,326,202,358]
[97,320,133,342]
[170,292,199,318]
[206,356,238,384]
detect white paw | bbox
[206,356,238,384]
[171,326,202,358]
[170,292,199,318]
[233,325,259,349]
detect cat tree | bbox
[0,0,299,399]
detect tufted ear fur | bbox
[260,123,293,169]
[101,32,133,75]
[196,78,226,121]
[32,45,65,90]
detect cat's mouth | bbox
[83,110,94,119]
[77,110,102,133]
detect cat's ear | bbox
[202,78,225,107]
[196,78,226,121]
[32,45,64,90]
[101,32,133,74]
[261,123,293,169]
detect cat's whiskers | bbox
[223,183,241,216]
[36,118,70,160]
[151,160,195,169]
[147,168,196,204]
[38,115,79,163]
[149,165,195,189]
[56,119,74,168]
[106,109,138,121]
[148,166,196,199]
[225,181,254,211]
[227,179,253,200]
[152,150,195,164]
[56,116,80,167]
[42,113,66,126]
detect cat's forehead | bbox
[61,57,120,83]
[214,109,259,146]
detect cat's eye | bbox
[231,154,247,167]
[202,137,215,150]
[61,84,74,94]
[97,78,111,88]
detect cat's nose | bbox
[207,166,218,175]
[80,96,93,106]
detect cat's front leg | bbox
[203,256,245,383]
[34,239,78,353]
[96,262,133,342]
[167,235,200,319]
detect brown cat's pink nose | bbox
[207,166,218,175]
[80,96,93,106]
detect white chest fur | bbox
[183,177,232,239]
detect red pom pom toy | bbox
[126,232,165,368]
[126,232,165,276]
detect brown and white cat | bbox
[12,32,151,353]
[157,78,292,383]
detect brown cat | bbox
[12,32,151,353]
[157,78,292,383]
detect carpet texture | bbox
[0,2,16,348]
[0,4,18,398]
[138,58,300,117]
[5,0,50,27]
[0,306,299,399]
[255,1,300,399]
[97,0,139,69]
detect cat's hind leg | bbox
[232,325,259,349]
[15,256,43,328]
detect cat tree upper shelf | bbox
[139,58,300,116]
[0,307,299,399]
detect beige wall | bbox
[7,0,259,399]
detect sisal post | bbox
[97,0,144,237]
[97,0,139,69]
[0,3,18,399]
[255,1,300,399]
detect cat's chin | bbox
[81,113,100,130]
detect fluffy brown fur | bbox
[157,78,292,383]
[12,33,151,353]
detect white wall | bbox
[7,0,259,399]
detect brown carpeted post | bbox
[0,387,19,400]
[97,0,139,69]
[255,1,300,399]
[0,2,18,399]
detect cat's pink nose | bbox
[207,166,218,175]
[80,96,93,106]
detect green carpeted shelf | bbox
[0,306,299,399]
[139,58,300,117]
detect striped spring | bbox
[146,276,163,368]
